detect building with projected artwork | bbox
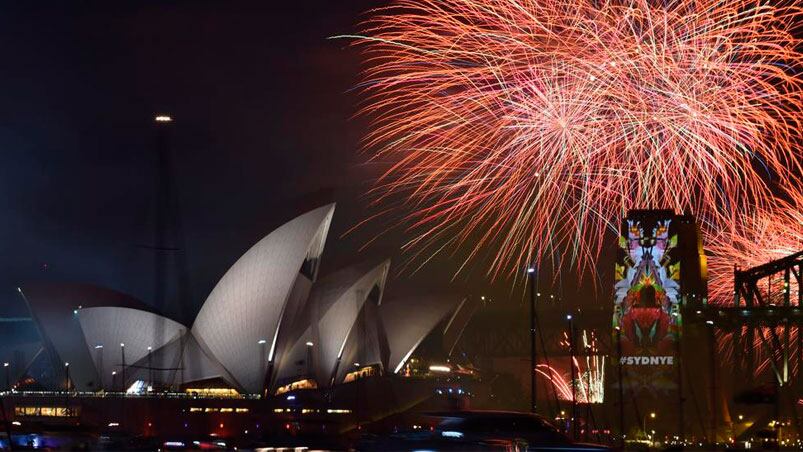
[6,204,477,444]
[611,209,707,436]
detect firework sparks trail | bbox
[536,365,575,401]
[708,189,803,306]
[711,188,802,377]
[344,0,803,278]
[539,330,605,403]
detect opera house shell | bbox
[20,204,470,396]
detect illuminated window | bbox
[189,407,203,412]
[274,379,317,395]
[343,365,376,383]
[220,408,233,413]
[184,388,240,398]
[15,406,78,417]
[204,407,219,413]
[235,408,249,413]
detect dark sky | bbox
[0,0,603,328]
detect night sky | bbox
[0,1,604,331]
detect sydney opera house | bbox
[2,204,477,447]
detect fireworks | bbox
[536,365,577,402]
[538,329,605,403]
[707,192,803,305]
[345,0,803,277]
[709,188,802,378]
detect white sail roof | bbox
[273,260,390,389]
[191,204,335,393]
[123,332,237,390]
[23,204,475,396]
[77,307,186,389]
[21,283,158,391]
[381,294,461,374]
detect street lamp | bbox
[258,339,267,393]
[147,346,153,391]
[3,362,9,391]
[567,314,576,440]
[94,344,104,390]
[305,341,314,378]
[643,412,656,438]
[120,343,126,394]
[64,362,71,393]
[527,266,537,414]
[614,325,625,448]
[706,320,716,443]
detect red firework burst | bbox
[707,190,803,306]
[344,0,803,278]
